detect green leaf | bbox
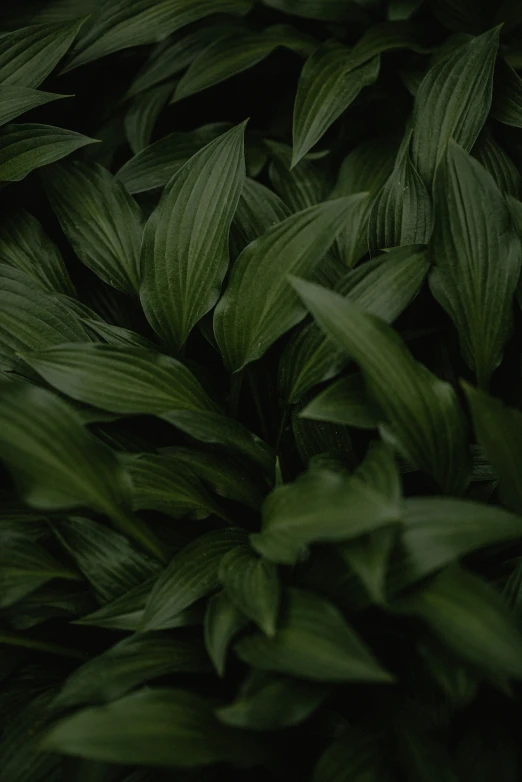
[235,587,392,682]
[348,20,432,68]
[492,57,522,128]
[231,176,290,257]
[140,123,246,351]
[390,498,522,590]
[43,160,143,295]
[291,277,470,494]
[339,526,397,604]
[75,578,161,631]
[472,129,521,196]
[312,727,391,782]
[252,442,400,565]
[0,209,74,295]
[216,670,328,730]
[0,382,164,561]
[291,414,355,467]
[266,139,332,214]
[0,85,67,127]
[0,265,86,356]
[142,528,248,631]
[173,26,313,102]
[81,319,157,349]
[219,546,280,635]
[0,691,61,782]
[52,516,159,603]
[204,591,249,677]
[430,142,521,388]
[43,688,263,768]
[64,0,253,71]
[301,374,380,428]
[411,26,500,186]
[55,633,209,707]
[368,136,433,253]
[0,123,97,182]
[124,81,174,155]
[127,453,226,520]
[116,123,230,194]
[388,0,424,20]
[401,566,522,679]
[0,19,84,87]
[125,24,230,99]
[292,42,380,166]
[214,195,367,372]
[279,246,429,403]
[464,384,522,514]
[261,0,372,23]
[0,535,80,609]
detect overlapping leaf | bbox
[219,546,280,635]
[140,123,246,351]
[0,86,67,127]
[204,591,248,677]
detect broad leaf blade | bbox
[0,86,67,127]
[411,26,500,186]
[430,142,521,388]
[301,374,380,428]
[292,278,470,494]
[219,546,280,636]
[214,195,367,372]
[0,123,97,182]
[292,43,380,166]
[204,591,248,677]
[235,588,392,682]
[140,122,246,351]
[43,160,143,295]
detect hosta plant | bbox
[3,0,522,780]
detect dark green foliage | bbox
[2,1,522,780]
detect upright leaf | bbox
[142,528,248,631]
[140,123,246,351]
[43,160,143,295]
[292,42,380,166]
[214,195,367,372]
[64,0,253,70]
[219,546,280,636]
[411,27,500,186]
[0,124,97,182]
[0,19,83,87]
[292,278,470,494]
[430,142,521,387]
[235,588,392,682]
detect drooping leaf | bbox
[52,516,160,603]
[0,19,84,87]
[64,0,253,71]
[127,453,226,520]
[252,442,401,564]
[464,384,522,514]
[368,135,433,253]
[173,26,314,102]
[292,42,380,166]
[204,591,249,677]
[279,246,429,403]
[219,546,280,636]
[411,26,500,186]
[400,566,522,679]
[390,498,522,590]
[0,85,67,127]
[0,123,97,182]
[292,278,470,494]
[214,195,367,372]
[43,688,264,768]
[116,123,230,193]
[430,142,521,387]
[54,634,209,707]
[301,374,380,428]
[216,670,329,730]
[140,122,246,351]
[0,382,164,561]
[0,209,74,295]
[43,160,143,295]
[0,265,86,356]
[235,588,392,682]
[142,528,249,631]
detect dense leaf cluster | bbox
[2,0,522,779]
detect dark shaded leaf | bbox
[204,591,248,677]
[301,374,380,428]
[0,86,67,127]
[219,546,280,635]
[124,81,174,154]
